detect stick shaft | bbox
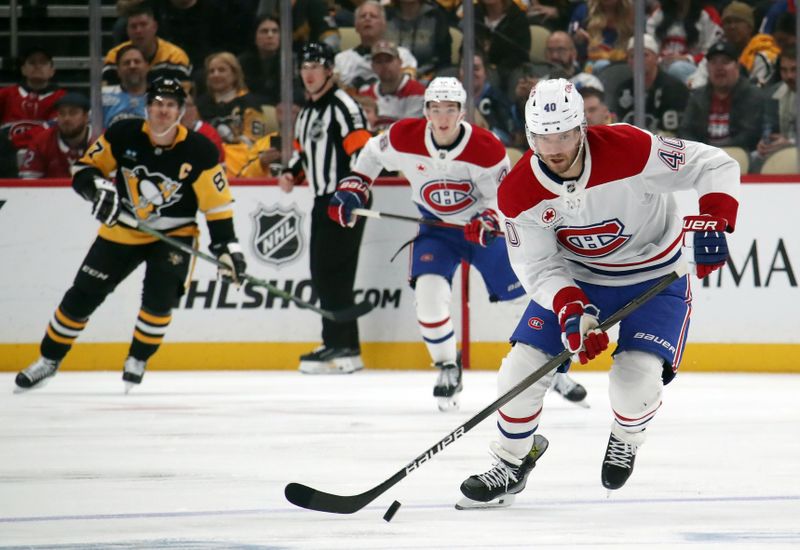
[117,213,371,322]
[352,208,505,236]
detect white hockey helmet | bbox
[424,77,467,112]
[525,78,585,150]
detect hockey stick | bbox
[352,208,505,237]
[284,265,686,513]
[117,212,374,323]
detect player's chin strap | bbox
[146,107,186,138]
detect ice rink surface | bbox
[1,369,799,549]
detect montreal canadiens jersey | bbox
[353,118,510,223]
[498,123,740,311]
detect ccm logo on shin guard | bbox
[633,332,676,354]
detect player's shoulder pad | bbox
[585,123,652,188]
[456,125,507,167]
[103,118,146,144]
[498,150,558,219]
[388,118,428,156]
[183,129,221,169]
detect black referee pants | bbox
[309,194,369,350]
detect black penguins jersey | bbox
[73,118,234,245]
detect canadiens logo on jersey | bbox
[251,205,303,266]
[121,166,183,219]
[420,180,476,215]
[555,219,631,258]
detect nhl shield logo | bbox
[251,205,304,265]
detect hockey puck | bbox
[383,500,401,522]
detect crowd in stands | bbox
[1,0,798,179]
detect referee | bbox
[278,42,372,375]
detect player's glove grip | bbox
[210,241,247,287]
[328,174,370,227]
[683,214,729,279]
[464,209,500,247]
[554,287,609,365]
[91,177,120,227]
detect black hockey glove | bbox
[91,177,120,227]
[210,241,247,287]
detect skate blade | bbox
[436,396,460,412]
[455,494,516,510]
[13,377,53,394]
[123,381,139,394]
[570,398,590,409]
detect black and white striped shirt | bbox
[288,86,371,196]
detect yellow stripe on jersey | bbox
[98,223,199,245]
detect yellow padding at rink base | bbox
[1,343,799,372]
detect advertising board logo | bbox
[251,204,303,266]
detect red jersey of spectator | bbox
[0,84,66,149]
[18,125,94,178]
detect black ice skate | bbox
[551,371,589,408]
[122,356,147,393]
[15,357,60,391]
[298,346,363,374]
[456,435,549,510]
[433,359,462,412]
[601,431,639,490]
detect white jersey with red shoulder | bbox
[498,123,740,311]
[352,118,510,223]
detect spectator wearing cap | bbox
[102,3,192,87]
[357,41,425,131]
[19,93,94,179]
[0,47,67,155]
[102,44,149,128]
[334,1,418,91]
[614,34,689,134]
[678,40,763,151]
[688,1,781,89]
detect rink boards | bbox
[0,177,797,372]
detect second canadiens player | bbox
[327,77,587,410]
[455,78,740,509]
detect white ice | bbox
[1,370,799,549]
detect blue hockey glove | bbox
[683,215,729,279]
[328,174,370,227]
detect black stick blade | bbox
[329,300,374,323]
[284,483,368,514]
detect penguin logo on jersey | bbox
[420,180,476,215]
[122,166,183,220]
[251,204,304,266]
[555,219,630,258]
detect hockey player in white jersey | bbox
[456,78,740,508]
[328,77,587,410]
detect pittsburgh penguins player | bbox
[15,77,247,393]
